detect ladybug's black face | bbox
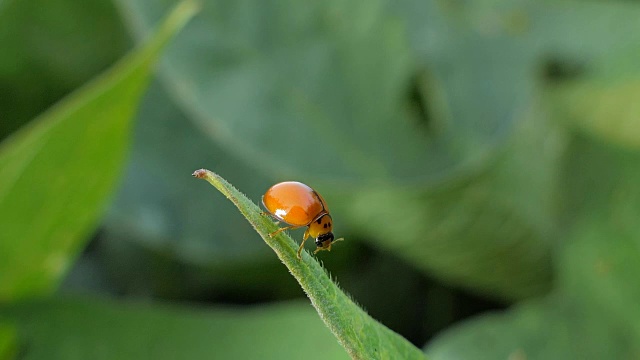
[315,232,334,249]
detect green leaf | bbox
[426,216,640,359]
[425,299,563,360]
[114,0,640,304]
[536,2,640,61]
[0,0,199,301]
[424,136,640,359]
[540,2,640,149]
[97,82,299,298]
[426,295,640,360]
[0,297,350,360]
[550,54,640,149]
[115,0,534,186]
[103,82,272,266]
[343,109,565,300]
[0,324,16,360]
[0,0,130,137]
[558,137,640,342]
[427,224,640,359]
[193,170,426,359]
[337,1,640,299]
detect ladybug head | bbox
[315,232,335,250]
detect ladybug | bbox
[262,181,342,259]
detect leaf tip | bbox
[192,168,208,178]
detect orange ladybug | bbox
[262,181,342,259]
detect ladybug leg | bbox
[313,246,325,254]
[313,243,332,254]
[313,237,344,254]
[296,229,310,259]
[269,225,299,238]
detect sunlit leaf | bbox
[0,0,198,301]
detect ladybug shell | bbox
[262,181,328,227]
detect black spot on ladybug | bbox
[316,218,322,224]
[323,223,328,229]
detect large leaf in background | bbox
[426,292,640,360]
[336,0,640,299]
[424,137,640,358]
[0,0,130,138]
[550,52,640,149]
[537,2,640,149]
[115,0,535,186]
[0,297,349,360]
[343,108,565,301]
[0,1,197,301]
[114,0,640,302]
[558,137,640,343]
[104,82,271,265]
[425,221,640,359]
[96,82,304,298]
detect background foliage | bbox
[1,0,640,359]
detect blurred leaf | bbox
[540,2,640,149]
[193,170,426,359]
[536,2,640,61]
[114,0,536,186]
[424,136,640,359]
[116,1,640,186]
[0,296,349,360]
[96,81,307,299]
[0,0,198,301]
[0,324,16,360]
[425,299,563,360]
[425,295,640,360]
[104,82,272,267]
[559,219,640,355]
[558,136,640,340]
[115,0,640,320]
[0,0,131,138]
[425,222,640,359]
[550,53,640,149]
[343,109,565,300]
[338,1,640,299]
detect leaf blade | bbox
[193,169,426,360]
[0,0,199,301]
